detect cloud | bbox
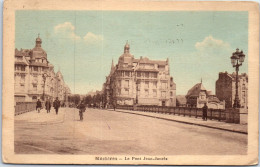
[195,35,231,55]
[83,32,104,44]
[54,22,81,40]
[54,22,104,45]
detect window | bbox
[161,91,166,98]
[21,66,25,71]
[145,81,149,89]
[153,82,157,88]
[118,80,121,87]
[33,75,38,82]
[125,88,129,95]
[162,82,166,89]
[200,95,206,100]
[118,89,121,95]
[137,89,140,96]
[20,75,25,83]
[151,72,157,78]
[170,91,173,96]
[145,72,149,78]
[153,90,157,97]
[242,84,246,90]
[125,71,130,77]
[137,72,141,77]
[33,67,38,72]
[136,80,141,90]
[125,80,129,88]
[33,84,37,91]
[20,84,25,90]
[158,65,165,71]
[145,90,149,97]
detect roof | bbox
[117,67,134,71]
[15,48,30,57]
[138,57,167,66]
[176,95,187,105]
[15,61,28,65]
[136,68,159,72]
[186,83,207,97]
[219,71,248,80]
[207,91,213,96]
[30,62,48,67]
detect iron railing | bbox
[116,105,241,123]
[15,102,37,116]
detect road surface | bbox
[15,107,247,155]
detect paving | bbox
[14,107,247,155]
[110,108,248,134]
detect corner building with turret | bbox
[103,42,176,107]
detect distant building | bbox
[176,95,187,107]
[14,35,70,103]
[186,82,225,109]
[103,42,176,107]
[216,72,248,109]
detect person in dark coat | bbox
[53,97,60,115]
[202,103,208,121]
[77,100,86,121]
[45,97,52,113]
[36,99,42,113]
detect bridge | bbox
[15,107,247,155]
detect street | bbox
[15,107,247,155]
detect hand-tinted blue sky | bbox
[15,11,248,95]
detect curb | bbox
[109,109,248,135]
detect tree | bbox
[84,95,92,105]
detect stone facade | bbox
[216,72,248,109]
[14,35,71,103]
[103,42,176,107]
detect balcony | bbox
[28,90,41,94]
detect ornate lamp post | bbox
[136,82,139,104]
[42,73,49,101]
[230,48,245,108]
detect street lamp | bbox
[136,82,139,104]
[42,73,49,101]
[230,48,245,108]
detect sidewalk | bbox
[15,108,65,124]
[109,109,248,134]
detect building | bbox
[14,35,71,103]
[103,42,176,107]
[216,72,248,109]
[186,82,225,109]
[176,95,187,107]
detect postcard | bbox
[2,0,259,165]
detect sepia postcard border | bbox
[2,0,259,165]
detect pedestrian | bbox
[202,103,208,121]
[53,97,60,115]
[45,97,52,113]
[77,100,86,121]
[36,99,42,113]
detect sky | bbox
[15,11,248,95]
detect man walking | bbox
[36,99,42,113]
[53,97,60,115]
[45,97,52,113]
[77,100,86,121]
[202,103,208,121]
